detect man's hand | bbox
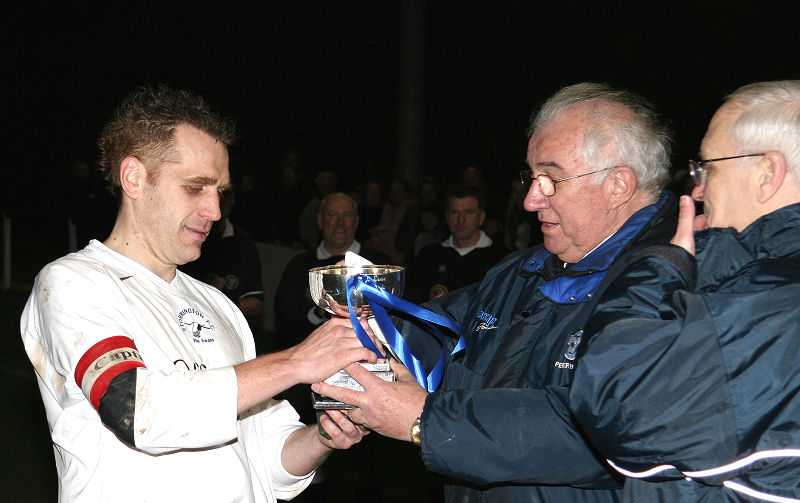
[318,409,370,449]
[281,412,370,477]
[311,360,427,442]
[235,317,380,415]
[285,317,378,384]
[670,195,706,256]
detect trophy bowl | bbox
[308,264,404,428]
[309,264,405,318]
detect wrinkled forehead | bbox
[322,195,357,214]
[446,195,480,211]
[700,103,742,158]
[526,117,588,169]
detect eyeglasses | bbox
[688,153,764,186]
[519,167,614,196]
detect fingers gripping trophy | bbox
[308,253,465,431]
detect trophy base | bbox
[312,361,395,410]
[313,361,395,438]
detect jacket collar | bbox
[520,191,670,303]
[695,202,800,286]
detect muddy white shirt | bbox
[21,240,312,502]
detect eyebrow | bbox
[535,161,562,169]
[185,176,232,190]
[533,161,565,173]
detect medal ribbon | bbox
[346,274,465,392]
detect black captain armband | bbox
[75,336,146,446]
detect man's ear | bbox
[755,150,786,204]
[317,211,324,231]
[119,156,145,199]
[607,166,637,209]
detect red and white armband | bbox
[75,336,146,410]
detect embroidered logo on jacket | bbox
[564,329,583,361]
[476,310,498,331]
[177,307,216,343]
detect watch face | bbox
[411,417,422,445]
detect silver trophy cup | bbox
[308,264,404,416]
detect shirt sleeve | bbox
[33,260,240,454]
[238,398,313,500]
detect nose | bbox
[200,192,222,221]
[523,181,549,213]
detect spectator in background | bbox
[504,167,543,250]
[418,176,440,206]
[366,179,419,265]
[274,191,390,502]
[412,202,446,257]
[269,157,313,248]
[407,186,508,302]
[66,158,116,249]
[299,170,339,249]
[274,192,390,351]
[228,166,270,242]
[461,165,504,240]
[355,180,384,244]
[181,185,264,326]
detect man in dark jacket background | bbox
[406,186,508,303]
[314,82,677,502]
[571,80,800,502]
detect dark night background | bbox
[7,1,798,229]
[1,1,798,501]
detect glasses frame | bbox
[688,153,765,186]
[519,166,615,196]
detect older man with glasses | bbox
[570,80,800,502]
[314,82,679,502]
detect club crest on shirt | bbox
[564,329,583,361]
[224,274,239,291]
[177,307,216,343]
[476,310,498,331]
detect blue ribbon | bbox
[346,274,465,392]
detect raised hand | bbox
[670,195,705,256]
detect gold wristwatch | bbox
[410,416,422,446]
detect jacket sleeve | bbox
[569,251,739,478]
[420,384,622,487]
[274,256,318,348]
[398,284,620,487]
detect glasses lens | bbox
[537,175,555,196]
[688,160,704,186]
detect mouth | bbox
[185,226,210,241]
[539,219,559,233]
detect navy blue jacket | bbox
[400,192,678,502]
[571,203,800,502]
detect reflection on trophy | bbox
[308,264,404,412]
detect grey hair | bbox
[725,80,800,180]
[527,82,672,196]
[319,191,359,215]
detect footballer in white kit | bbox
[21,240,314,502]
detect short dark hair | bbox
[97,84,236,195]
[444,185,485,212]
